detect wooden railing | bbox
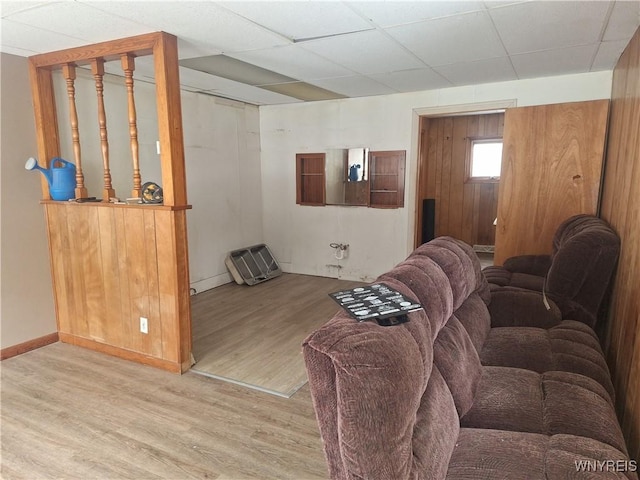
[29,31,187,206]
[28,32,192,373]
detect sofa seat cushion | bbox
[480,320,615,399]
[447,429,637,480]
[488,289,562,328]
[483,266,545,292]
[460,367,627,455]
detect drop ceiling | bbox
[1,1,639,105]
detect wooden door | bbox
[416,112,504,247]
[494,99,609,265]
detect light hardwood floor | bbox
[2,273,364,479]
[1,342,328,479]
[191,274,363,397]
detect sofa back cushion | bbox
[548,214,620,326]
[303,237,491,479]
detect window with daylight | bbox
[468,139,503,182]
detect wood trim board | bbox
[1,333,59,361]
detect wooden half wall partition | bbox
[600,26,640,462]
[28,32,192,373]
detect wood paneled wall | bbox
[601,26,640,462]
[494,100,609,265]
[416,113,503,247]
[44,202,191,372]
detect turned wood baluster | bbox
[121,54,141,198]
[91,58,115,202]
[61,63,88,199]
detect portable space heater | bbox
[225,244,282,286]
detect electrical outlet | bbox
[140,317,148,334]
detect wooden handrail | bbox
[29,32,158,68]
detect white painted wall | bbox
[1,53,56,348]
[182,94,263,292]
[259,71,614,282]
[51,70,263,294]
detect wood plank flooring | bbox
[191,274,363,397]
[1,273,364,478]
[1,342,329,479]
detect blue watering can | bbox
[25,157,76,201]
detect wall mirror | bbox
[325,147,369,206]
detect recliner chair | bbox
[483,214,620,330]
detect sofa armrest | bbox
[489,289,562,328]
[303,322,427,480]
[503,255,552,276]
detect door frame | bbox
[409,100,517,250]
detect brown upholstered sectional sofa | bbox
[483,214,621,331]
[303,236,637,479]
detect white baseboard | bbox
[190,273,233,294]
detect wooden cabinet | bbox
[369,150,406,208]
[494,99,609,265]
[296,153,325,206]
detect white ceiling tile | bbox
[205,84,302,106]
[7,2,154,44]
[216,1,373,41]
[348,1,485,27]
[178,68,248,92]
[483,1,532,8]
[83,1,290,55]
[490,1,611,54]
[387,11,507,66]
[511,44,599,78]
[299,29,425,75]
[434,56,517,85]
[0,1,54,17]
[177,38,223,61]
[0,44,36,56]
[368,68,452,92]
[309,75,398,98]
[1,0,638,106]
[229,45,353,81]
[592,39,631,70]
[603,0,640,42]
[0,18,84,55]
